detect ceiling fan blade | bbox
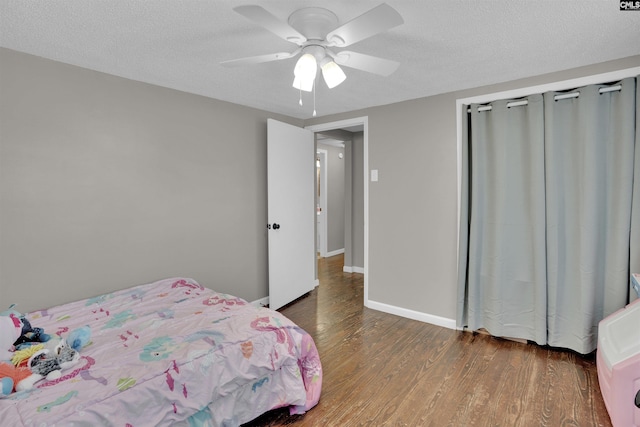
[326,3,403,47]
[221,49,301,67]
[332,51,400,76]
[233,5,307,45]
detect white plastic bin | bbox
[597,297,640,427]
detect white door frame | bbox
[316,149,328,257]
[306,117,369,305]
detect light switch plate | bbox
[371,169,379,182]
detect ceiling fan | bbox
[221,3,404,92]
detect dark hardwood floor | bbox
[244,254,612,426]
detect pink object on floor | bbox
[597,297,640,427]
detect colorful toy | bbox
[0,362,32,395]
[67,326,91,351]
[15,338,80,392]
[0,314,23,361]
[0,304,21,319]
[14,317,50,347]
[11,344,45,368]
[0,307,88,395]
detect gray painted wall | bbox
[0,47,302,313]
[351,132,364,269]
[2,46,638,323]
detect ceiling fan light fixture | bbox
[293,53,317,92]
[294,53,317,77]
[292,74,314,92]
[320,59,346,89]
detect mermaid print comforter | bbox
[0,278,322,426]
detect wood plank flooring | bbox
[243,255,612,426]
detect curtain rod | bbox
[468,85,622,112]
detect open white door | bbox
[267,119,315,310]
[316,149,328,257]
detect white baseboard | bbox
[343,266,365,274]
[325,248,345,257]
[314,279,320,287]
[251,297,269,308]
[252,296,456,331]
[365,299,457,330]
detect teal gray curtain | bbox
[457,77,638,354]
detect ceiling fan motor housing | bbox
[302,45,327,62]
[288,7,339,42]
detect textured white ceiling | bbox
[1,1,639,119]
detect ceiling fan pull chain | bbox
[299,86,303,106]
[312,78,317,117]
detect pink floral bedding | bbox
[0,278,322,426]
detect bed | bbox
[0,277,322,426]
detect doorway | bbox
[316,138,346,259]
[307,117,368,302]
